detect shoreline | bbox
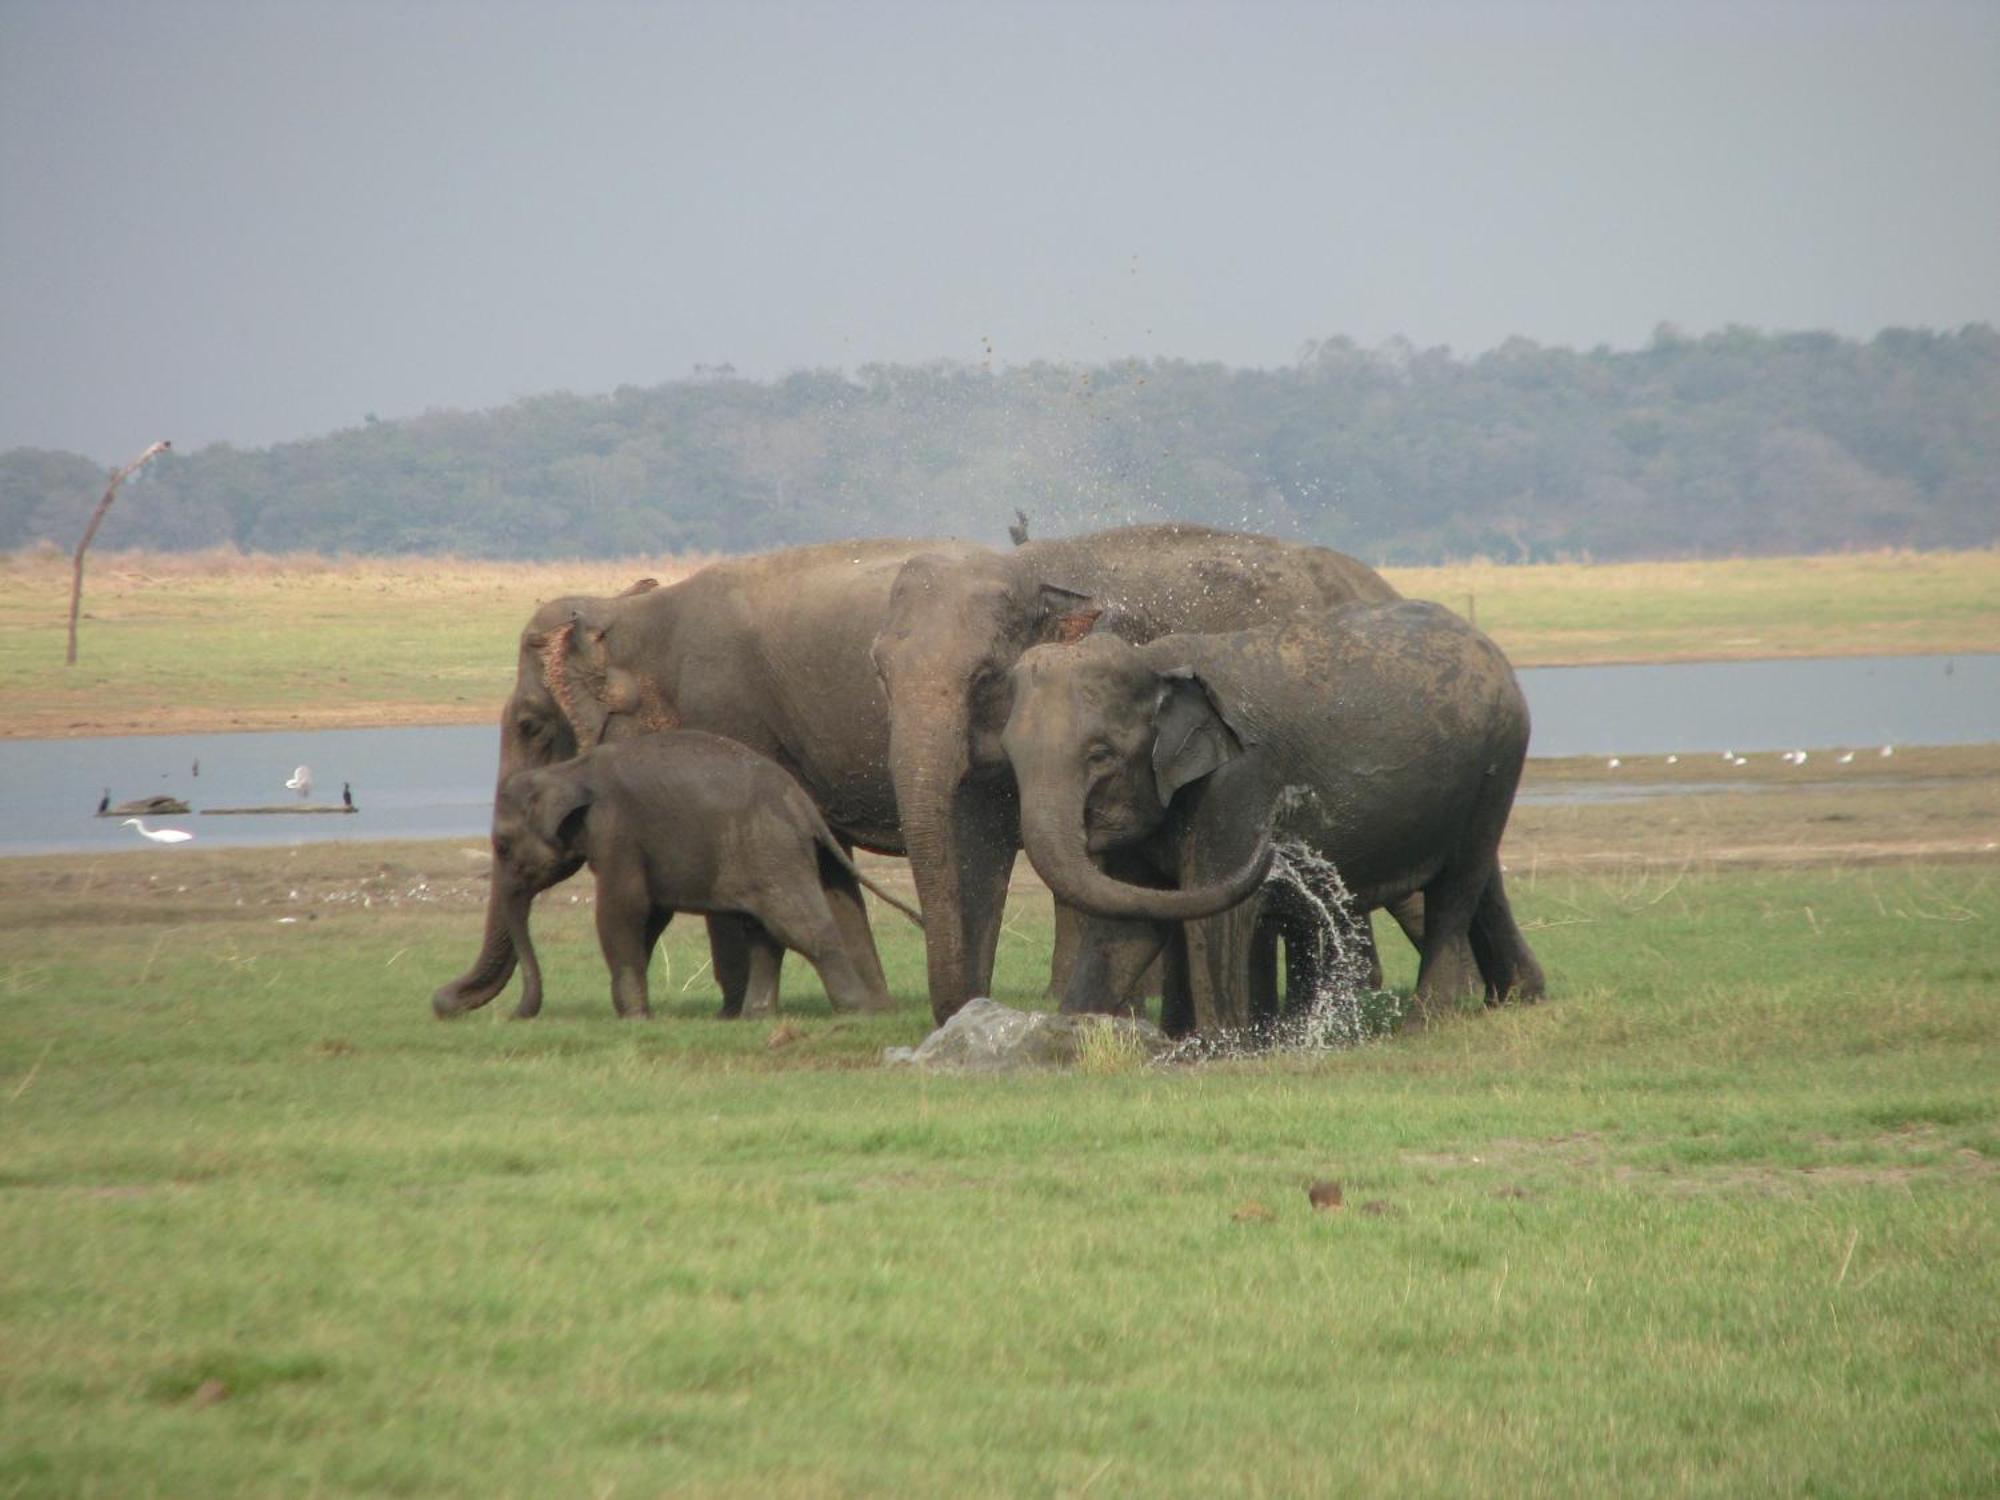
[10,640,1993,743]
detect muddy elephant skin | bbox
[490,731,922,1020]
[871,523,1399,1023]
[433,537,981,1019]
[1002,600,1547,1031]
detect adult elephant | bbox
[432,537,984,1020]
[870,524,1400,1023]
[1001,602,1547,1030]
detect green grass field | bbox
[3,847,1995,1496]
[4,545,1995,738]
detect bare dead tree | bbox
[66,439,171,666]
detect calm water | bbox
[4,653,1993,856]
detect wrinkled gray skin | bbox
[1002,601,1547,1031]
[871,524,1401,1024]
[433,539,980,1019]
[492,732,923,1019]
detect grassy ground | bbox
[3,816,1996,1494]
[4,545,1995,738]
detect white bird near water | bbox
[1665,754,1680,765]
[286,765,313,799]
[1606,757,1621,769]
[122,818,193,845]
[1838,751,1855,764]
[1880,744,1895,758]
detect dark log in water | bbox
[100,796,190,816]
[199,805,359,816]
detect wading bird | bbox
[122,818,192,845]
[286,765,313,799]
[97,788,110,814]
[342,782,353,810]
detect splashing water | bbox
[1164,840,1402,1062]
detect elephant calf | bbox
[462,731,921,1021]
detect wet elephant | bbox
[1002,601,1546,1032]
[870,523,1400,1024]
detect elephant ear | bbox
[1151,668,1244,807]
[1035,584,1103,645]
[527,774,595,853]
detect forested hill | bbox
[5,325,1996,564]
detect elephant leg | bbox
[1250,912,1284,1027]
[1158,926,1193,1037]
[822,840,891,1002]
[813,866,895,1012]
[596,871,660,1020]
[754,889,882,1016]
[710,911,782,1017]
[1173,780,1279,1033]
[1175,898,1261,1032]
[951,792,1018,1015]
[1050,899,1163,1002]
[1384,892,1425,953]
[1046,899,1083,1000]
[1061,914,1171,1017]
[1407,865,1489,1027]
[1468,868,1546,1005]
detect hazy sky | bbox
[4,0,1997,462]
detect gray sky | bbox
[4,0,1996,462]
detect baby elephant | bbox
[479,730,921,1020]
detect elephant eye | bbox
[1085,741,1119,769]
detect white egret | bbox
[1732,755,1749,767]
[122,818,192,845]
[1880,745,1895,758]
[1665,754,1679,765]
[1838,751,1855,764]
[1606,757,1621,769]
[286,765,313,799]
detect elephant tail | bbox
[813,825,924,928]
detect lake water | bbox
[4,652,1993,856]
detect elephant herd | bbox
[432,523,1545,1035]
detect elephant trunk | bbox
[1016,770,1274,924]
[498,870,545,1019]
[433,700,570,1019]
[889,715,980,1016]
[431,891,519,1018]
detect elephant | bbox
[491,731,923,1019]
[869,523,1400,1023]
[432,537,984,1020]
[999,599,1547,1032]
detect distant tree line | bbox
[5,324,1995,563]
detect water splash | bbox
[1165,839,1401,1062]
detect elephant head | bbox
[433,585,675,1018]
[1001,634,1273,923]
[486,761,594,1019]
[870,551,1102,1008]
